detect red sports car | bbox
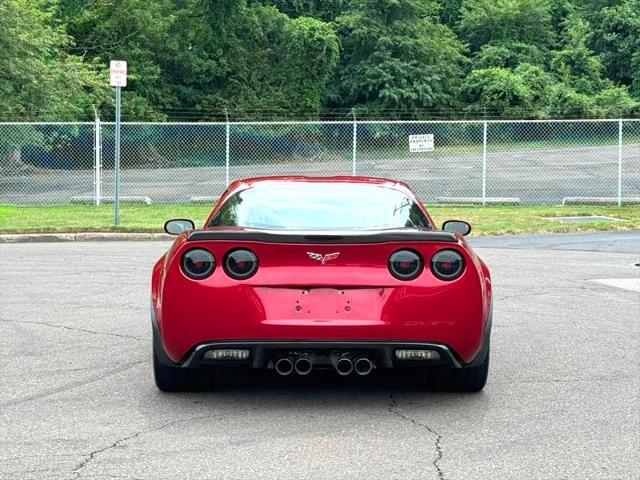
[152,176,492,392]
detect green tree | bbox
[542,83,596,117]
[439,0,464,28]
[590,0,640,96]
[462,67,534,116]
[257,0,348,21]
[472,42,545,69]
[0,0,105,172]
[459,0,554,51]
[552,16,605,95]
[56,0,176,119]
[0,0,104,120]
[179,2,339,118]
[329,0,466,116]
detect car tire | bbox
[425,350,489,392]
[153,348,214,392]
[454,350,489,392]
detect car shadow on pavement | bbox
[148,368,489,409]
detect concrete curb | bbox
[0,232,173,243]
[436,196,521,205]
[562,196,640,205]
[70,196,153,205]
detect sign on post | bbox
[409,134,434,152]
[110,61,127,225]
[110,61,128,87]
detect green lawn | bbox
[0,204,638,235]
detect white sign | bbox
[109,60,127,87]
[409,134,434,152]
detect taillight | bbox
[224,249,258,279]
[431,249,464,280]
[181,248,215,279]
[388,249,423,280]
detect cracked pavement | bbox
[1,234,638,479]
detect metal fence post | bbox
[225,110,230,187]
[482,120,488,206]
[93,115,102,206]
[352,111,357,175]
[618,118,623,207]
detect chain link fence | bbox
[0,119,638,205]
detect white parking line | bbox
[591,278,640,293]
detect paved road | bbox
[470,229,640,254]
[2,142,639,204]
[1,236,638,479]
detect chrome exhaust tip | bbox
[335,357,354,376]
[275,357,294,376]
[294,357,313,376]
[354,357,374,376]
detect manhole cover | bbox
[546,215,627,224]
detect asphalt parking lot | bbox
[1,233,638,479]
[3,142,639,204]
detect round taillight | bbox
[181,248,215,280]
[431,249,464,280]
[224,249,258,279]
[388,249,423,280]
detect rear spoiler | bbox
[187,229,457,244]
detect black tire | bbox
[153,348,214,392]
[425,350,489,392]
[454,350,489,392]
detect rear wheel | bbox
[153,344,214,392]
[426,350,489,392]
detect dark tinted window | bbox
[208,182,431,230]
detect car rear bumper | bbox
[181,340,463,368]
[151,299,492,369]
[152,315,492,371]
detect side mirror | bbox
[164,219,195,235]
[442,220,471,236]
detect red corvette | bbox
[152,176,492,392]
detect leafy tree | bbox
[473,42,545,69]
[1,0,639,121]
[589,0,640,95]
[0,0,105,120]
[552,16,606,95]
[542,82,596,117]
[57,0,338,119]
[459,0,554,51]
[179,2,339,118]
[514,63,555,107]
[257,0,348,21]
[56,0,176,119]
[439,0,464,28]
[329,0,467,116]
[462,67,533,116]
[593,86,638,115]
[0,0,105,172]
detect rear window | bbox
[208,182,431,230]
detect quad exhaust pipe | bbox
[275,354,374,376]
